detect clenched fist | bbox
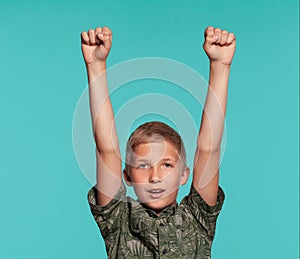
[81,26,112,65]
[203,26,236,66]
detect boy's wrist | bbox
[86,61,107,70]
[86,61,107,79]
[209,61,231,78]
[210,61,231,71]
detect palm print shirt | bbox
[87,181,225,259]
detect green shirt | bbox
[87,181,225,259]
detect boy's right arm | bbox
[81,27,122,206]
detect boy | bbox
[81,25,236,258]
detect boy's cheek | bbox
[129,169,149,182]
[130,174,148,184]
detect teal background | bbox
[0,0,298,258]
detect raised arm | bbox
[192,26,236,206]
[81,27,122,206]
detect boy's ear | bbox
[123,169,133,186]
[180,166,190,186]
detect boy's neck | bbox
[139,200,178,217]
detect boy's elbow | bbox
[196,143,221,154]
[96,142,120,155]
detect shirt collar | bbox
[128,199,178,252]
[143,202,178,218]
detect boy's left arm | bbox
[193,26,236,206]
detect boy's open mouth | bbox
[148,189,165,199]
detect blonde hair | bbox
[125,121,186,169]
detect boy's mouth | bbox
[148,189,165,199]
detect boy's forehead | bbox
[130,141,180,161]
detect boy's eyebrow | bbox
[161,157,177,162]
[133,157,178,164]
[134,159,150,163]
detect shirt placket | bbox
[156,219,169,258]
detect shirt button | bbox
[162,248,167,254]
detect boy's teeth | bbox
[150,190,163,193]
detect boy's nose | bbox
[149,167,162,183]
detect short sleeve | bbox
[87,181,127,238]
[183,185,225,240]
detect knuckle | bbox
[206,26,213,32]
[82,32,89,40]
[205,27,214,36]
[229,33,235,39]
[105,27,112,34]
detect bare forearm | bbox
[87,62,119,153]
[197,62,231,151]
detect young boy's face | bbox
[124,140,190,214]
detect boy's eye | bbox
[137,163,150,169]
[163,163,173,168]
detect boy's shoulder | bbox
[180,184,225,214]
